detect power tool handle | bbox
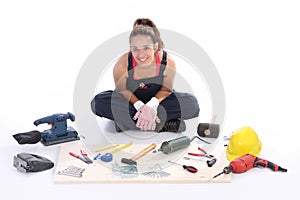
[34,116,52,126]
[67,112,75,121]
[255,158,287,172]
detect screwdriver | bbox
[168,161,198,173]
[183,157,217,167]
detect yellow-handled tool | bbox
[95,144,120,153]
[109,143,132,154]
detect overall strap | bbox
[159,50,167,74]
[128,52,133,71]
[161,50,167,66]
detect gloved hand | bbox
[133,100,144,111]
[133,105,160,131]
[133,97,160,131]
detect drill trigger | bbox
[255,161,266,168]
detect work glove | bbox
[133,105,160,131]
[133,100,144,111]
[133,97,160,131]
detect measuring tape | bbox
[100,142,132,162]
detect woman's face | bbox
[130,35,157,67]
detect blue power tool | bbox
[33,112,79,146]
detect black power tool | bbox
[13,153,54,173]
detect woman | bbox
[91,18,199,133]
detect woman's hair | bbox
[133,18,164,50]
[129,26,157,47]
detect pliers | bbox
[188,147,214,159]
[69,149,93,164]
[187,147,217,167]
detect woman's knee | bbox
[91,91,113,116]
[177,93,200,119]
[188,95,200,117]
[160,92,200,120]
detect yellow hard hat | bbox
[226,126,262,161]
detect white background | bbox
[1,0,299,199]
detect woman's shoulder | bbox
[114,52,129,70]
[117,52,130,64]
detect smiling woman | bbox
[91,18,200,134]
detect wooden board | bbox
[53,142,231,183]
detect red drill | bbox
[213,154,287,178]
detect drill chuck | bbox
[223,166,233,174]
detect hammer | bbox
[121,143,157,165]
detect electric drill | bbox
[213,154,287,178]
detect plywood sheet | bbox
[53,142,231,183]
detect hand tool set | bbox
[112,162,138,177]
[142,164,170,179]
[12,113,287,182]
[57,165,85,178]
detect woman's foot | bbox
[114,122,129,132]
[156,119,186,133]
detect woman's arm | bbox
[113,53,139,105]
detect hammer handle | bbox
[131,143,157,161]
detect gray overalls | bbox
[91,51,200,129]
